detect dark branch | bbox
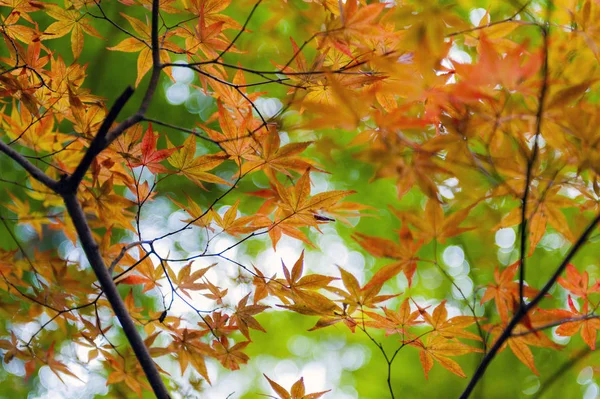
[63,193,170,397]
[62,86,135,193]
[458,211,600,399]
[0,140,60,191]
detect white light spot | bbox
[279,131,290,146]
[452,277,473,299]
[522,375,540,395]
[578,366,594,385]
[584,383,599,399]
[469,8,487,26]
[166,83,190,105]
[495,228,516,248]
[341,345,367,371]
[2,357,25,376]
[540,233,565,250]
[439,185,455,199]
[310,173,330,195]
[185,90,213,114]
[420,267,442,290]
[443,246,465,268]
[301,362,328,392]
[274,359,299,379]
[561,187,581,198]
[449,46,472,64]
[255,97,283,119]
[171,63,194,84]
[551,326,571,345]
[288,336,312,357]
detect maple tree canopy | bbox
[2,0,600,398]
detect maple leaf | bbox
[272,37,328,90]
[105,352,152,396]
[202,279,228,304]
[204,68,264,115]
[480,262,540,323]
[185,0,241,30]
[415,335,483,379]
[167,134,229,188]
[3,0,600,396]
[364,298,423,337]
[397,199,475,244]
[300,71,382,131]
[230,293,269,340]
[252,265,288,304]
[42,5,101,59]
[279,251,338,310]
[171,262,214,299]
[0,74,40,116]
[5,192,45,237]
[549,296,600,350]
[0,9,39,44]
[0,332,30,364]
[199,101,263,162]
[119,0,179,14]
[0,0,45,18]
[169,193,214,229]
[274,170,355,229]
[367,147,451,200]
[211,200,259,236]
[319,0,387,56]
[86,177,137,231]
[67,89,106,138]
[117,274,153,289]
[199,311,237,338]
[240,125,315,183]
[417,301,482,342]
[485,321,561,375]
[175,10,231,59]
[329,265,399,312]
[254,170,355,249]
[45,342,82,383]
[107,13,178,86]
[130,124,179,174]
[557,264,600,299]
[213,336,249,371]
[264,375,330,399]
[496,185,576,254]
[353,224,422,286]
[454,33,543,95]
[0,38,49,79]
[168,327,215,382]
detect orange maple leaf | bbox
[264,374,330,399]
[480,261,540,323]
[130,124,179,174]
[42,4,101,59]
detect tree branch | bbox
[458,211,600,399]
[64,0,163,192]
[0,140,60,191]
[62,193,170,398]
[55,0,171,396]
[62,86,135,193]
[518,15,550,306]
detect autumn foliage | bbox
[2,0,600,398]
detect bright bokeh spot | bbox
[166,83,190,105]
[495,228,516,248]
[443,245,465,268]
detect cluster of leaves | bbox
[2,0,600,398]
